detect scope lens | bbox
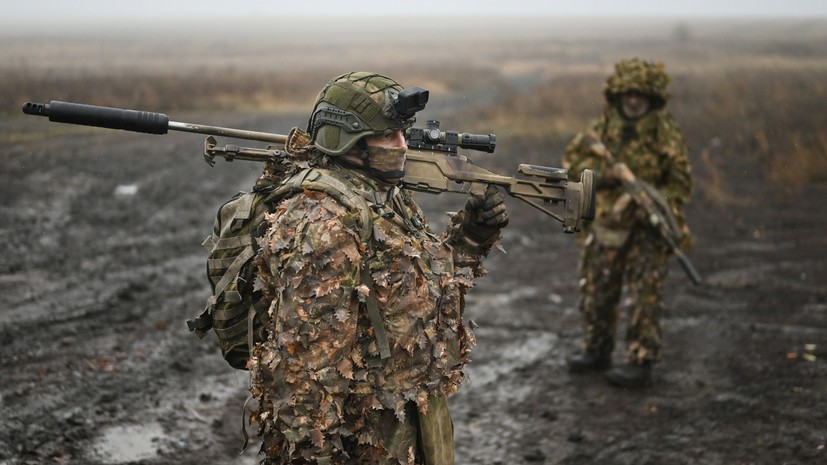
[426,128,440,142]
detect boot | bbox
[567,350,612,373]
[605,361,653,388]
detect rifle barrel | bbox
[24,100,169,135]
[168,122,287,144]
[23,100,288,144]
[676,251,703,285]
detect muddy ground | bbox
[1,106,825,465]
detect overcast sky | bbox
[4,0,827,23]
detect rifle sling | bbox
[361,265,391,360]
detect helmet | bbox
[604,58,670,109]
[307,71,427,156]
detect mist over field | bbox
[3,16,825,71]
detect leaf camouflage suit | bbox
[247,135,499,464]
[562,58,693,365]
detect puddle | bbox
[466,329,559,387]
[468,286,540,308]
[113,184,139,196]
[90,422,168,463]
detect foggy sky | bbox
[5,0,827,24]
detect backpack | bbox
[187,168,378,369]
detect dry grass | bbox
[2,67,336,114]
[453,66,827,190]
[1,62,503,116]
[673,67,827,188]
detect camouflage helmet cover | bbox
[604,58,671,108]
[308,71,415,156]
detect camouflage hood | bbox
[604,58,670,110]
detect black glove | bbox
[461,185,509,244]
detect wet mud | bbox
[1,111,825,465]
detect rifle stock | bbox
[23,100,595,233]
[403,150,594,233]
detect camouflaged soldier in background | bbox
[247,72,508,464]
[562,58,693,388]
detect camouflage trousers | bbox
[577,228,670,364]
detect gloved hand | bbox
[600,162,635,187]
[461,185,509,244]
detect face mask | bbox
[365,146,407,183]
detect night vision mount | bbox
[390,86,429,121]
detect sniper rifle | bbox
[22,100,595,233]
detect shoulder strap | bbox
[265,168,373,242]
[268,168,390,358]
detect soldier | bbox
[247,72,508,464]
[562,59,693,388]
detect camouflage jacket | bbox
[562,105,693,249]
[248,164,494,464]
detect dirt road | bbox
[1,109,825,465]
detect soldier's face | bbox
[364,130,407,150]
[363,130,407,172]
[357,129,408,183]
[620,91,651,120]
